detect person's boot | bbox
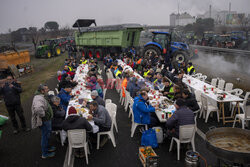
[100,136,109,147]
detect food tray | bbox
[139,146,159,167]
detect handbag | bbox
[141,128,158,148]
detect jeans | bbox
[6,104,26,129]
[40,120,52,156]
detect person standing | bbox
[31,84,55,159]
[0,76,29,134]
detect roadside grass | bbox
[0,53,67,116]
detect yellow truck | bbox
[0,50,30,79]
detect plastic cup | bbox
[211,87,214,91]
[161,113,165,119]
[223,94,226,98]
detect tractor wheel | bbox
[46,51,52,59]
[171,51,189,69]
[143,45,161,58]
[94,49,103,61]
[55,46,61,56]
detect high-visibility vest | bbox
[116,70,122,77]
[154,79,158,84]
[68,66,73,72]
[80,60,88,64]
[167,82,174,99]
[143,70,150,77]
[187,65,195,74]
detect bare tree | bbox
[29,27,40,52]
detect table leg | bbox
[222,102,225,125]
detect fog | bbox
[193,51,250,76]
[1,0,250,33]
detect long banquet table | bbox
[183,74,244,124]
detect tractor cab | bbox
[152,32,171,49]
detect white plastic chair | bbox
[231,92,250,118]
[67,129,89,165]
[105,103,118,133]
[210,78,218,87]
[169,124,196,160]
[105,99,112,106]
[131,110,148,137]
[233,105,250,129]
[52,130,66,146]
[225,83,233,92]
[199,75,207,82]
[217,79,225,90]
[200,94,220,123]
[128,98,134,119]
[124,90,131,111]
[97,104,117,149]
[229,88,244,116]
[192,73,202,79]
[103,88,107,100]
[194,90,202,114]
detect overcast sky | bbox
[0,0,250,33]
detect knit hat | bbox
[91,90,98,97]
[175,98,186,107]
[68,106,77,115]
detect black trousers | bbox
[6,104,26,129]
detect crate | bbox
[139,146,159,167]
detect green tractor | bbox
[35,39,62,58]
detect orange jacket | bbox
[121,78,128,97]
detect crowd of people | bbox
[1,47,199,160]
[103,50,199,138]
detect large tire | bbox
[94,49,103,61]
[81,48,88,58]
[143,45,161,58]
[54,46,61,56]
[171,51,189,68]
[87,49,94,58]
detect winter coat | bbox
[0,82,22,106]
[51,103,66,130]
[133,95,155,124]
[165,106,195,137]
[58,89,72,111]
[62,115,92,132]
[92,105,112,128]
[184,94,200,112]
[31,94,47,129]
[93,96,105,107]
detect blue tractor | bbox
[143,31,190,67]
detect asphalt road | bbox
[0,61,227,167]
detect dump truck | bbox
[73,19,143,60]
[0,49,30,79]
[73,19,191,65]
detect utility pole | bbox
[209,5,212,18]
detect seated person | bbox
[62,106,92,158]
[165,99,195,138]
[91,90,105,107]
[187,62,195,75]
[162,77,174,99]
[86,76,103,98]
[182,89,200,112]
[50,96,66,130]
[87,101,111,132]
[57,84,72,111]
[115,66,123,78]
[173,85,182,101]
[62,106,92,131]
[133,91,158,127]
[127,77,140,98]
[153,73,163,90]
[58,74,77,91]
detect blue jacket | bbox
[58,89,72,111]
[133,95,155,124]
